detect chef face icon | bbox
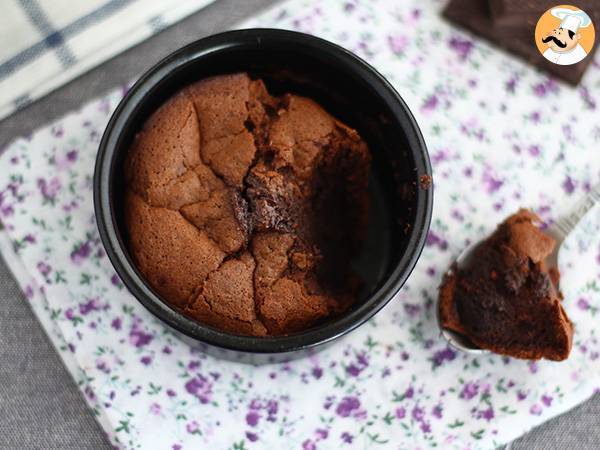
[535,6,595,66]
[542,27,580,52]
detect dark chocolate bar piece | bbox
[488,0,600,28]
[444,0,597,85]
[489,0,554,19]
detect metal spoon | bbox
[436,182,600,354]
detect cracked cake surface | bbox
[123,73,371,336]
[439,209,573,360]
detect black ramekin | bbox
[94,29,432,363]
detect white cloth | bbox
[0,0,216,121]
[543,44,588,65]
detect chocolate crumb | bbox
[419,174,432,189]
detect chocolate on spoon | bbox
[436,183,600,360]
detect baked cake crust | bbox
[124,73,370,336]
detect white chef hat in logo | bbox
[551,7,592,33]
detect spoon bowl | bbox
[436,241,488,354]
[436,182,600,355]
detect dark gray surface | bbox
[0,0,597,448]
[0,254,110,449]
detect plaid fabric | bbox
[0,0,217,121]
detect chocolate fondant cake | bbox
[439,210,573,360]
[124,73,370,336]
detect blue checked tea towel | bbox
[0,0,216,121]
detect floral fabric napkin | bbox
[1,0,600,449]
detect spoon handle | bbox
[550,181,600,241]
